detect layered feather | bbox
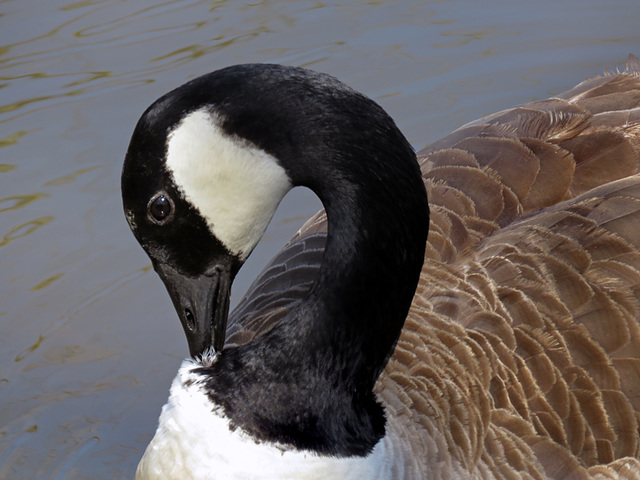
[227,55,640,478]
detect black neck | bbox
[194,65,430,455]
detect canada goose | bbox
[123,55,640,479]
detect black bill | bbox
[154,261,233,357]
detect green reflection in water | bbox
[15,335,44,362]
[151,29,267,64]
[0,131,33,148]
[0,87,84,115]
[60,0,106,11]
[0,217,53,248]
[0,164,16,173]
[64,71,112,88]
[44,165,101,186]
[0,194,49,214]
[31,273,65,292]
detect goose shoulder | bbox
[226,55,640,478]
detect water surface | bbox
[2,1,639,477]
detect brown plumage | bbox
[227,55,640,478]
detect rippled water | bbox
[1,0,639,477]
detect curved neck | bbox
[204,135,429,456]
[302,153,429,393]
[195,66,430,455]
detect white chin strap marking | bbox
[165,108,292,259]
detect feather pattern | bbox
[227,55,640,478]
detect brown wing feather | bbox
[228,55,640,478]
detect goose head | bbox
[121,78,292,355]
[122,64,429,467]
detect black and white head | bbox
[122,65,300,356]
[122,64,425,358]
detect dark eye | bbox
[148,193,174,225]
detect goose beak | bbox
[154,262,233,358]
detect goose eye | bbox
[148,193,174,225]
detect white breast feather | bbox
[135,357,410,480]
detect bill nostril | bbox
[184,308,196,332]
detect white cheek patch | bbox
[165,109,292,259]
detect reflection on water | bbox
[0,193,49,214]
[43,166,101,187]
[1,0,639,477]
[1,217,54,248]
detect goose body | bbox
[123,57,640,479]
